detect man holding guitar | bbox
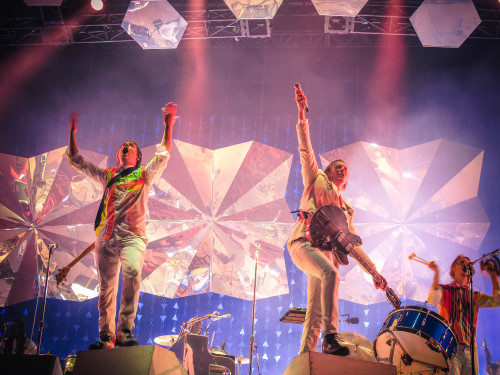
[287,84,389,356]
[65,102,178,348]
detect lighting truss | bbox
[0,4,498,47]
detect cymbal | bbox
[235,357,250,365]
[154,334,179,347]
[337,331,376,362]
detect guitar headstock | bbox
[386,287,401,309]
[55,267,69,285]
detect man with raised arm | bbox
[67,103,178,348]
[287,85,388,356]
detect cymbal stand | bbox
[253,341,262,375]
[36,243,57,355]
[248,247,259,375]
[236,358,243,375]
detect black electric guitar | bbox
[306,204,401,309]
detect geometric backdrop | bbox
[0,140,294,306]
[322,139,489,304]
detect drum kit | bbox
[147,253,459,375]
[336,309,457,374]
[153,313,251,375]
[367,253,459,374]
[328,253,459,375]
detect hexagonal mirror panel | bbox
[311,0,368,17]
[410,0,481,48]
[122,0,188,49]
[223,0,283,19]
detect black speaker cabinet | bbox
[0,354,63,375]
[72,344,186,375]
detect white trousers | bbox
[449,344,479,375]
[95,234,146,336]
[289,240,340,354]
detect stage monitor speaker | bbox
[72,344,187,375]
[283,352,397,375]
[0,353,63,375]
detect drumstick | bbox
[408,252,432,266]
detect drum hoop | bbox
[378,308,459,353]
[386,306,456,333]
[375,327,451,364]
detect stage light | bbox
[311,0,369,17]
[223,0,283,19]
[324,15,354,34]
[410,0,481,48]
[91,0,104,11]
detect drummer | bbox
[427,254,500,375]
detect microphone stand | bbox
[253,341,262,375]
[36,243,57,355]
[248,247,259,375]
[464,249,500,375]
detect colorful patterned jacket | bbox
[68,145,169,241]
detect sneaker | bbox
[99,331,116,349]
[322,333,349,356]
[116,329,138,347]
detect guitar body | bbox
[305,204,401,309]
[305,205,361,266]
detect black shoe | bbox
[99,331,116,349]
[116,329,138,347]
[88,341,104,350]
[322,333,349,356]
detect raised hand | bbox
[160,102,179,153]
[161,102,179,129]
[68,112,80,157]
[55,266,70,285]
[70,112,79,132]
[428,260,439,272]
[294,83,308,120]
[480,257,500,276]
[372,272,388,291]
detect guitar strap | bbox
[94,166,137,230]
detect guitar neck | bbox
[66,243,95,270]
[339,233,401,309]
[341,237,378,280]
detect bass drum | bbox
[374,306,457,374]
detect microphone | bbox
[340,314,359,324]
[345,317,359,324]
[47,243,59,249]
[294,83,309,112]
[212,313,231,320]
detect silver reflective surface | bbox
[223,0,282,19]
[0,148,106,306]
[410,0,480,48]
[0,141,293,305]
[321,139,489,305]
[311,0,368,17]
[122,0,188,49]
[141,140,294,300]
